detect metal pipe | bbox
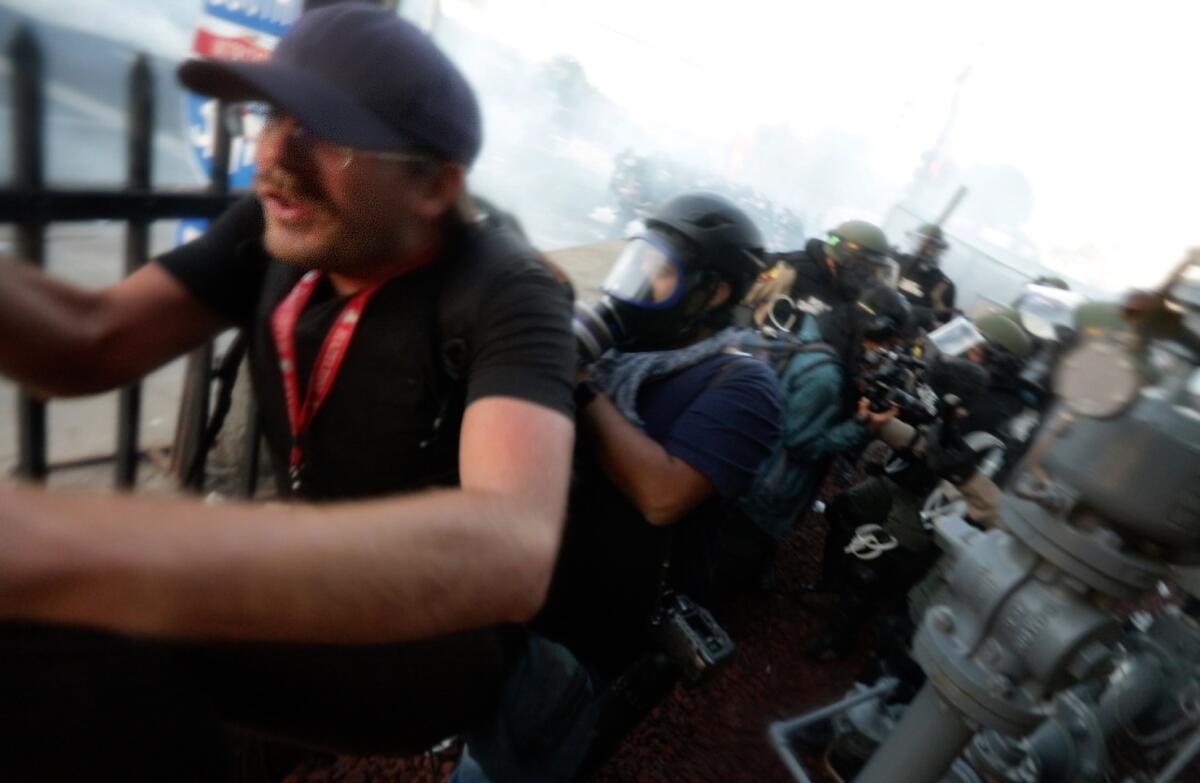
[853,683,974,783]
[933,186,968,228]
[235,403,262,498]
[768,678,898,783]
[1154,725,1200,783]
[173,100,231,490]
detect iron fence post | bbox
[10,26,48,482]
[173,100,231,491]
[115,54,154,489]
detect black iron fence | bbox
[1,25,240,490]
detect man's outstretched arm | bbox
[0,258,228,396]
[0,396,573,644]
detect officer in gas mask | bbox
[740,220,900,329]
[947,312,1035,483]
[896,223,957,329]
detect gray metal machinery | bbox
[771,252,1200,783]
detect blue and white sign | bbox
[183,0,301,188]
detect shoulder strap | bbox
[790,340,841,372]
[700,353,758,394]
[791,340,840,362]
[184,330,250,491]
[435,237,490,384]
[778,343,843,404]
[435,222,568,381]
[772,336,842,377]
[428,224,561,450]
[418,231,493,463]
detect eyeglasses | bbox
[246,104,435,171]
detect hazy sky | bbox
[413,0,1200,291]
[7,0,1199,291]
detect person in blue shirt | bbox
[455,193,784,782]
[740,285,914,540]
[550,193,785,659]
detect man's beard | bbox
[256,167,333,268]
[256,168,396,275]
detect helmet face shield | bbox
[908,224,950,260]
[1014,284,1085,341]
[865,251,900,289]
[927,315,986,357]
[602,235,686,309]
[833,239,900,291]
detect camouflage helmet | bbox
[914,223,949,250]
[829,220,890,256]
[974,313,1033,360]
[826,220,898,293]
[1073,301,1133,339]
[1031,275,1070,291]
[992,306,1025,328]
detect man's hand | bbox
[924,421,979,485]
[745,261,796,307]
[857,398,899,434]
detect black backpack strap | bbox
[427,223,555,452]
[423,241,489,458]
[184,330,250,491]
[781,340,841,381]
[701,352,758,393]
[791,339,840,360]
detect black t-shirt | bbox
[897,255,957,328]
[158,196,575,500]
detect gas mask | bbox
[575,232,718,357]
[829,239,900,300]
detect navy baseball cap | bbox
[178,3,482,165]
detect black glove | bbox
[923,421,978,484]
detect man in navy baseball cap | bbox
[180,2,482,165]
[177,3,488,281]
[0,2,577,780]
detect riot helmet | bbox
[815,283,913,376]
[1073,301,1135,340]
[968,313,1033,382]
[928,355,991,409]
[1031,275,1069,291]
[927,312,1031,368]
[1012,282,1085,340]
[600,192,767,351]
[855,284,913,345]
[826,220,899,298]
[974,313,1033,360]
[910,223,950,267]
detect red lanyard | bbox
[270,270,384,489]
